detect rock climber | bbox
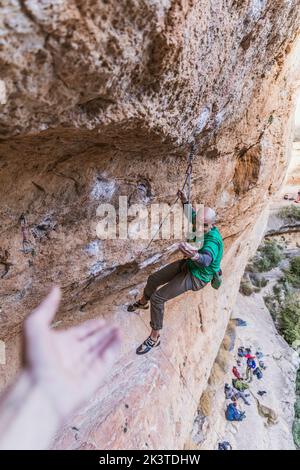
[128,190,224,355]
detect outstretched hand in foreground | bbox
[0,287,120,450]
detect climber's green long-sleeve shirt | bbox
[185,206,224,283]
[187,226,223,283]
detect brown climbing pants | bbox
[143,259,206,331]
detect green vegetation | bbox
[263,294,276,317]
[293,369,300,449]
[264,283,300,346]
[252,239,283,272]
[273,284,282,296]
[264,288,300,447]
[280,293,300,347]
[278,205,300,222]
[282,256,300,289]
[250,274,268,289]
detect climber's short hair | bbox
[204,207,216,224]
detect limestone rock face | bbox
[0,0,300,449]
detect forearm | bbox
[0,371,62,450]
[191,251,212,267]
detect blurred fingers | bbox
[71,318,106,341]
[25,286,61,335]
[88,327,120,368]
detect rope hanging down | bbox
[186,141,196,205]
[140,139,197,255]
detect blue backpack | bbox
[247,358,256,369]
[254,367,263,379]
[225,403,246,422]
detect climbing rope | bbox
[138,139,197,257]
[186,141,196,205]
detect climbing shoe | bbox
[136,335,160,355]
[127,300,149,312]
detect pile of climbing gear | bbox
[220,321,271,449]
[224,330,269,426]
